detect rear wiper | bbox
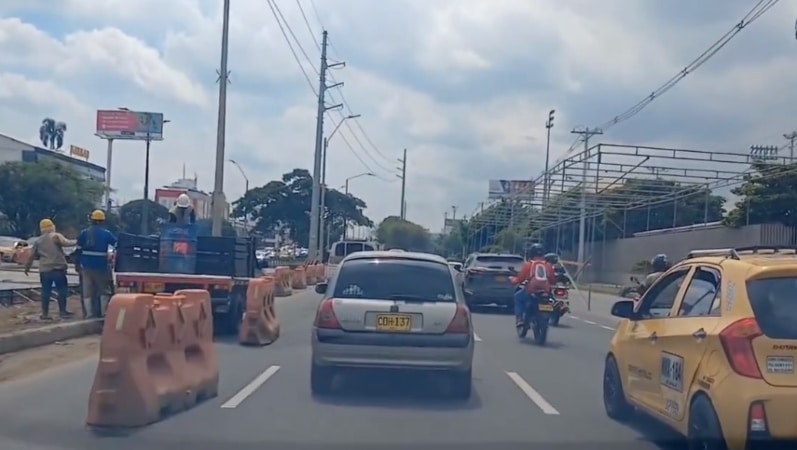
[388,295,435,303]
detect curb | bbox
[0,319,103,355]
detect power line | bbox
[266,0,316,95]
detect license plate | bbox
[495,276,506,282]
[376,314,412,332]
[143,282,165,292]
[116,287,131,293]
[538,304,554,312]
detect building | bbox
[0,133,106,183]
[154,177,215,220]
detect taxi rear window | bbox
[747,277,797,339]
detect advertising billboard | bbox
[69,145,90,160]
[488,179,535,200]
[95,110,164,140]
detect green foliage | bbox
[376,216,432,252]
[118,199,170,235]
[231,168,372,247]
[723,162,797,228]
[0,161,104,237]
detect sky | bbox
[1,0,796,232]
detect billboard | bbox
[69,145,90,160]
[95,110,164,140]
[488,179,535,200]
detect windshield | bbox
[474,256,524,271]
[332,257,456,302]
[747,277,797,339]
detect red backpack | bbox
[525,259,552,294]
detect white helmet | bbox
[175,193,191,208]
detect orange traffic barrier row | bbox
[273,266,293,297]
[86,290,218,428]
[304,263,325,285]
[291,266,307,290]
[239,276,280,345]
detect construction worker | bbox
[169,193,196,225]
[76,210,117,318]
[23,219,77,320]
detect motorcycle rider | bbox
[544,252,570,285]
[638,253,670,295]
[509,243,557,326]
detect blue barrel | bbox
[159,223,198,274]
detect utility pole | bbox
[211,0,231,236]
[309,30,344,260]
[397,148,407,219]
[543,109,555,206]
[141,114,152,235]
[571,127,603,275]
[451,205,457,221]
[784,132,797,162]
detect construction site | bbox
[467,139,797,284]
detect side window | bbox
[677,267,721,317]
[334,243,346,257]
[638,269,690,319]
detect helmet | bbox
[176,193,191,208]
[651,253,669,272]
[528,243,545,259]
[90,210,106,221]
[39,218,55,232]
[544,252,559,264]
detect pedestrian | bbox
[23,218,77,320]
[76,210,117,318]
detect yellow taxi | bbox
[603,246,797,450]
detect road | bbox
[0,264,80,290]
[0,290,682,450]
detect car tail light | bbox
[719,318,763,379]
[445,304,471,334]
[748,401,768,433]
[314,298,341,329]
[554,288,567,297]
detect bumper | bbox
[711,377,797,448]
[312,328,473,372]
[464,287,515,305]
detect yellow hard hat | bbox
[39,218,55,230]
[90,210,106,221]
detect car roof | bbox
[342,250,448,265]
[681,247,797,271]
[472,253,523,258]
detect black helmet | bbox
[528,243,545,258]
[544,252,559,264]
[651,253,669,272]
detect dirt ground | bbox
[0,335,99,383]
[0,296,87,335]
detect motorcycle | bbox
[515,281,552,345]
[549,285,570,327]
[618,275,642,299]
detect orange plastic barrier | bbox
[239,276,280,345]
[86,292,219,428]
[291,267,307,290]
[304,264,318,286]
[273,266,293,297]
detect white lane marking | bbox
[583,320,597,325]
[600,325,615,331]
[569,315,580,319]
[474,333,482,342]
[220,365,281,409]
[506,371,560,415]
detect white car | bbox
[311,250,474,398]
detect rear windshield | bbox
[747,277,797,339]
[333,258,456,302]
[474,256,524,270]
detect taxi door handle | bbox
[692,328,707,339]
[648,332,658,342]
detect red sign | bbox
[95,110,164,140]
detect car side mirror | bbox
[611,300,636,319]
[452,264,462,272]
[315,283,328,294]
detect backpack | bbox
[525,259,552,294]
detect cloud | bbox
[1,0,796,233]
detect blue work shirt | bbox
[77,225,117,270]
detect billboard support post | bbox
[104,138,114,211]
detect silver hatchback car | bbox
[311,251,475,398]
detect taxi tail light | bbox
[719,318,763,379]
[314,298,341,329]
[445,304,470,334]
[748,401,768,434]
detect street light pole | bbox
[228,159,249,232]
[342,172,374,239]
[319,114,360,251]
[543,109,555,206]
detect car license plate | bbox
[538,304,554,312]
[376,314,412,332]
[116,287,130,293]
[495,276,506,282]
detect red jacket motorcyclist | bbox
[510,244,556,295]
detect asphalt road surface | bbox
[0,290,683,450]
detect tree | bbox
[231,168,372,246]
[39,118,67,150]
[118,199,170,235]
[0,161,104,237]
[724,162,797,227]
[376,216,432,252]
[196,218,238,237]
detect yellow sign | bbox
[69,145,90,160]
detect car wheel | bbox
[603,355,633,421]
[448,368,472,400]
[687,395,727,450]
[311,362,334,395]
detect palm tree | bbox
[38,118,67,150]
